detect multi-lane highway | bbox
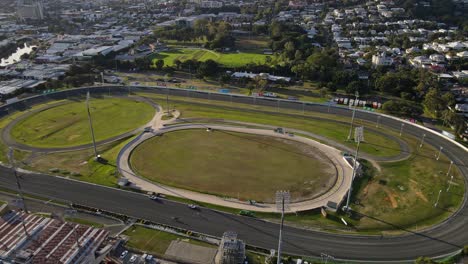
[0,86,467,262]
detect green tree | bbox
[155,59,164,71]
[423,88,445,118]
[382,100,423,117]
[441,92,456,108]
[414,256,435,264]
[345,81,361,94]
[197,59,219,77]
[173,59,182,70]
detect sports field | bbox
[152,48,269,68]
[130,129,336,203]
[11,98,154,148]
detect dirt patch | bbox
[409,179,428,203]
[68,134,80,141]
[415,191,428,202]
[384,189,398,208]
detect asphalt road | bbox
[1,86,467,262]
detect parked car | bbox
[129,254,138,263]
[119,250,128,259]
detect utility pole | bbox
[347,91,359,141]
[275,191,290,264]
[419,134,426,148]
[447,174,454,192]
[434,189,442,207]
[436,146,443,160]
[399,123,405,137]
[7,148,30,238]
[376,115,381,128]
[86,92,98,159]
[64,204,80,248]
[345,127,363,211]
[164,75,169,114]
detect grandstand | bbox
[0,210,109,263]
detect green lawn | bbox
[134,94,465,232]
[131,129,335,203]
[137,93,402,158]
[0,100,68,162]
[124,225,213,255]
[354,141,465,231]
[26,136,135,187]
[152,48,268,68]
[11,98,154,148]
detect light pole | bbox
[321,253,335,264]
[399,123,405,137]
[447,175,454,192]
[164,75,169,114]
[347,91,359,141]
[86,92,98,159]
[434,189,442,207]
[376,115,381,128]
[64,205,80,248]
[275,191,290,264]
[446,161,453,176]
[436,146,443,160]
[344,127,363,211]
[7,148,30,238]
[419,133,426,148]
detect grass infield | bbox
[130,129,336,203]
[11,98,154,148]
[152,48,268,68]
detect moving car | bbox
[239,210,255,217]
[188,204,199,210]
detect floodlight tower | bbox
[275,190,290,264]
[344,127,364,211]
[86,92,99,159]
[7,148,30,237]
[347,91,359,141]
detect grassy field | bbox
[134,94,465,231]
[124,225,214,256]
[131,129,335,203]
[354,142,465,231]
[25,136,135,187]
[11,98,154,148]
[152,48,269,68]
[149,96,401,158]
[0,100,69,162]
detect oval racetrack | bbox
[0,85,466,262]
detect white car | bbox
[129,254,138,263]
[188,204,199,210]
[119,250,128,259]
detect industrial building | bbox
[16,0,44,20]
